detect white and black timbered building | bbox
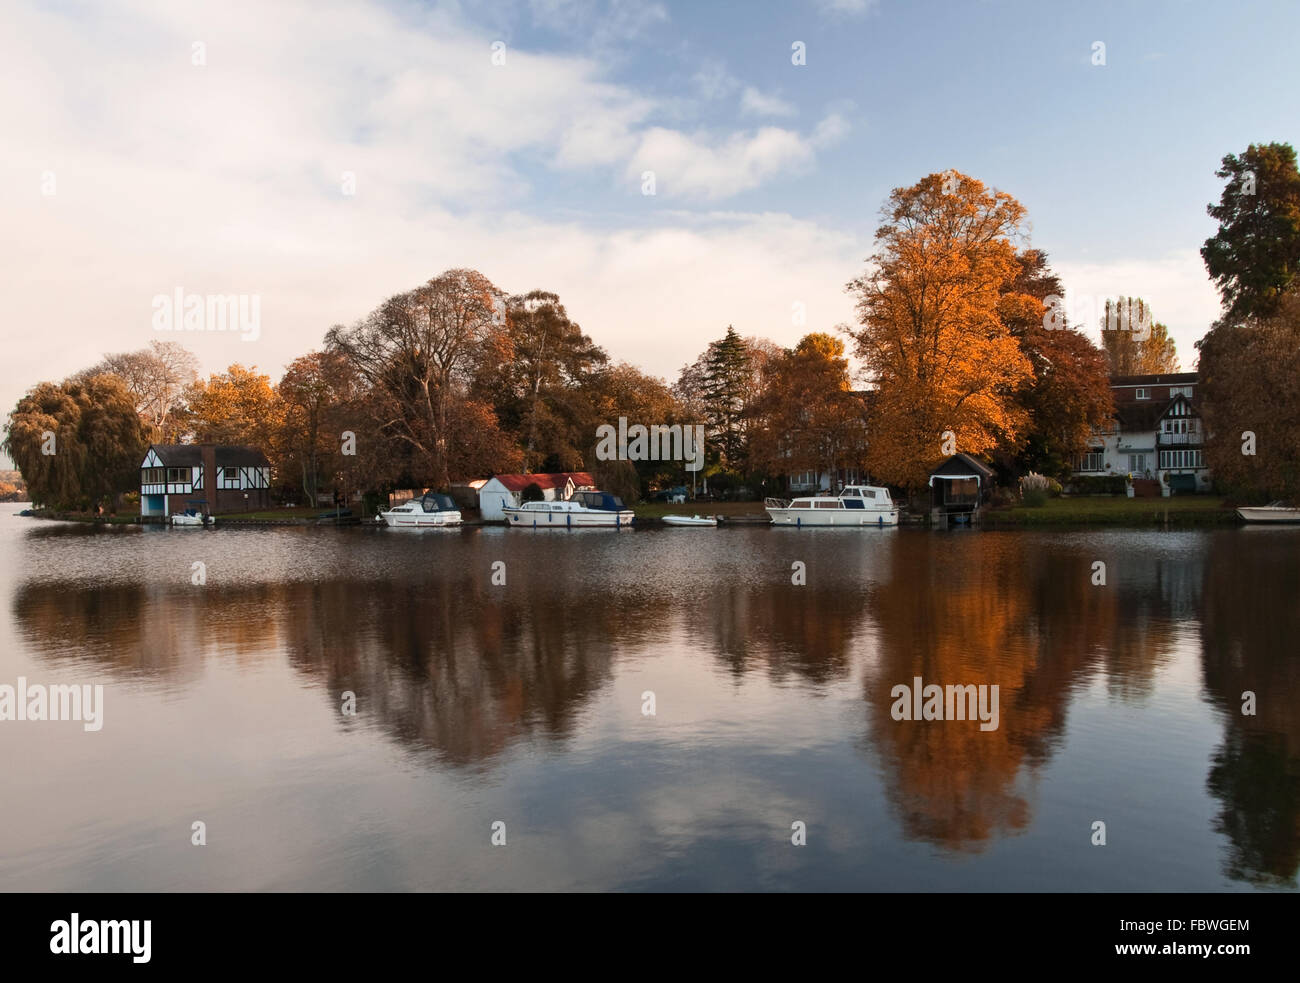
[139,444,272,518]
[1070,372,1210,493]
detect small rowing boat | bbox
[1236,502,1300,524]
[661,515,717,527]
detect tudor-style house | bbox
[1071,372,1210,493]
[139,444,272,518]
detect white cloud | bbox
[629,112,849,199]
[627,126,817,199]
[0,0,867,425]
[815,0,881,15]
[692,63,740,101]
[812,111,852,147]
[740,87,797,118]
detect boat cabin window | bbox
[790,500,810,508]
[816,500,840,509]
[843,498,864,509]
[864,489,876,499]
[420,493,456,512]
[574,491,624,510]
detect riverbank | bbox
[981,495,1236,526]
[14,495,1243,528]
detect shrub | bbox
[1066,475,1127,496]
[1021,488,1049,507]
[1020,471,1050,508]
[989,486,1017,509]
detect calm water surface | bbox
[1,509,1297,891]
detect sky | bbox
[3,0,1299,465]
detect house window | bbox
[142,467,165,485]
[1135,388,1149,400]
[1170,386,1192,398]
[1129,454,1147,472]
[166,467,188,484]
[1076,450,1105,472]
[1159,450,1204,469]
[222,467,240,488]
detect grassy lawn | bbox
[218,506,344,521]
[634,501,767,518]
[988,495,1235,525]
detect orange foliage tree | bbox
[748,333,868,488]
[846,172,1034,492]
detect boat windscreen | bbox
[420,493,457,512]
[575,491,624,510]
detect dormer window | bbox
[1135,388,1150,400]
[1170,386,1192,398]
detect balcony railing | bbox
[1159,432,1201,446]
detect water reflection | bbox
[1201,530,1300,887]
[862,535,1198,851]
[6,522,1299,887]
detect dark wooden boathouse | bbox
[928,453,995,527]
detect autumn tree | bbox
[277,351,360,506]
[4,374,149,509]
[475,289,608,470]
[84,340,198,441]
[580,361,685,498]
[326,269,518,487]
[846,171,1033,491]
[748,333,868,489]
[1195,290,1300,502]
[1202,142,1300,322]
[1000,250,1114,477]
[184,364,285,452]
[1099,297,1179,374]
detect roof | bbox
[929,453,995,480]
[215,446,270,467]
[1110,372,1198,387]
[146,444,201,467]
[1115,402,1167,432]
[486,472,596,492]
[142,444,269,468]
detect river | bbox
[1,511,1296,891]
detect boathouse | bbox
[928,453,995,526]
[477,472,596,520]
[139,444,272,518]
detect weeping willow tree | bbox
[4,374,148,509]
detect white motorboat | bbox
[1236,502,1300,524]
[662,514,717,527]
[381,492,462,528]
[171,502,214,526]
[503,490,634,528]
[765,485,900,527]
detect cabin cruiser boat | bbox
[765,485,899,526]
[1236,502,1300,523]
[380,492,462,527]
[503,491,635,528]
